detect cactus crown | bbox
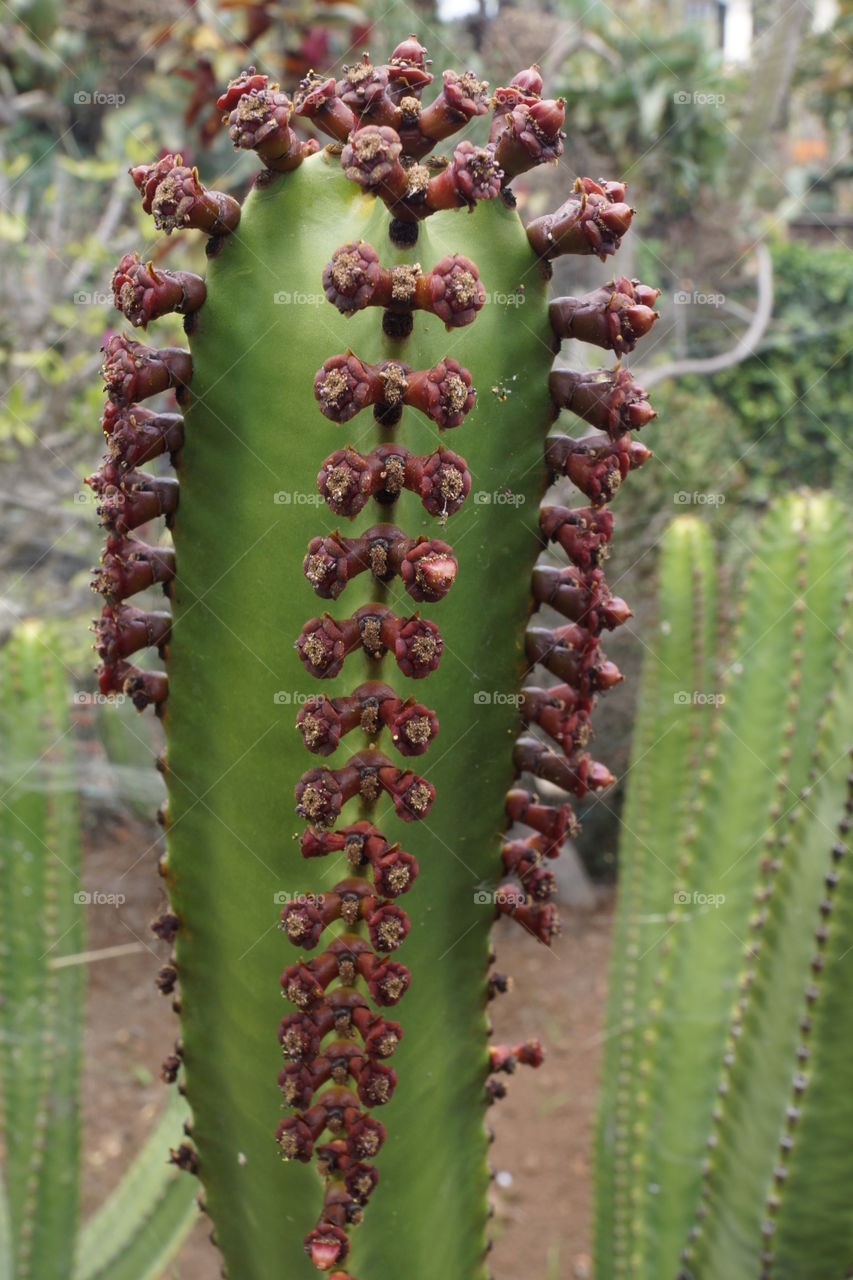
[90,38,662,1280]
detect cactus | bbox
[90,43,664,1280]
[595,494,853,1280]
[0,623,197,1280]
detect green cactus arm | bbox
[73,1096,198,1280]
[0,1188,12,1280]
[768,757,853,1278]
[0,623,84,1280]
[163,152,552,1280]
[594,514,716,1276]
[91,49,662,1280]
[634,493,852,1277]
[682,535,853,1277]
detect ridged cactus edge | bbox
[90,42,663,1280]
[596,494,853,1280]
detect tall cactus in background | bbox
[0,624,196,1280]
[89,41,662,1279]
[596,495,853,1280]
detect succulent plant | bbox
[596,495,853,1280]
[0,622,196,1280]
[90,40,662,1280]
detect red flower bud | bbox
[505,788,578,853]
[545,431,652,505]
[341,126,409,203]
[399,539,458,602]
[276,1115,315,1162]
[103,404,184,470]
[293,73,357,143]
[551,367,655,438]
[405,358,475,428]
[514,735,615,798]
[129,154,241,235]
[539,505,614,570]
[93,603,171,663]
[225,84,309,171]
[88,467,179,534]
[93,535,176,603]
[304,1223,349,1271]
[101,335,192,407]
[112,253,206,328]
[531,563,632,631]
[550,277,660,353]
[423,141,503,212]
[525,624,623,693]
[527,177,634,262]
[493,98,565,180]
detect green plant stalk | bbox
[92,49,662,1280]
[164,154,553,1280]
[0,623,198,1280]
[594,515,716,1276]
[594,493,853,1280]
[689,563,853,1276]
[0,623,84,1280]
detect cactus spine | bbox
[91,42,663,1279]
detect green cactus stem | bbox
[595,494,853,1280]
[90,39,666,1280]
[0,623,197,1280]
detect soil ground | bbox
[81,812,612,1280]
